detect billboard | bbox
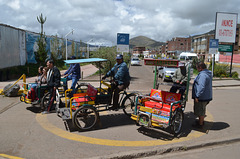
[215,12,238,43]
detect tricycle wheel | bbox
[40,92,50,111]
[122,93,137,117]
[20,94,25,102]
[170,109,184,136]
[72,105,99,131]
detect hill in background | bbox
[129,36,165,49]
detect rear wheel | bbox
[72,105,99,131]
[122,93,137,117]
[171,109,184,136]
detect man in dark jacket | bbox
[42,59,61,114]
[62,56,81,95]
[192,62,212,128]
[102,54,131,110]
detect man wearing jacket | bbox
[42,59,61,114]
[192,62,212,128]
[170,62,188,98]
[63,56,81,95]
[102,54,131,110]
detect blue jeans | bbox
[66,75,79,94]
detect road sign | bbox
[117,33,129,45]
[218,44,233,52]
[209,39,219,54]
[117,33,129,52]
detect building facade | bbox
[165,37,192,55]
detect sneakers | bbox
[109,106,119,111]
[42,111,50,114]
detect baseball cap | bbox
[116,54,123,59]
[71,56,76,59]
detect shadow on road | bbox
[63,112,136,132]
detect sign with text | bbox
[209,39,219,54]
[215,12,238,43]
[144,59,179,67]
[218,44,233,52]
[117,33,129,52]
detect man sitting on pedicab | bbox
[62,56,81,97]
[170,62,188,99]
[102,54,131,110]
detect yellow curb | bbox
[36,111,213,147]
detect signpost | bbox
[209,39,219,76]
[117,33,129,53]
[215,12,238,76]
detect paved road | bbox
[0,60,240,159]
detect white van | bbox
[179,52,198,62]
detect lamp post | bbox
[65,29,74,60]
[87,39,93,58]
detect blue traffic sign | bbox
[117,33,129,45]
[209,39,219,48]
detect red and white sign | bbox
[215,12,238,43]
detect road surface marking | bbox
[36,111,213,147]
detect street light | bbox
[87,39,93,58]
[65,29,74,60]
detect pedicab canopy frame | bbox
[130,58,191,136]
[144,58,179,89]
[64,58,109,92]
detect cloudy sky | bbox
[1,0,240,46]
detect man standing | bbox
[192,62,212,128]
[170,62,188,98]
[102,54,131,110]
[62,56,81,95]
[42,59,61,114]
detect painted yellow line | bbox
[36,111,213,147]
[0,154,24,159]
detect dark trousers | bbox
[47,87,56,111]
[170,83,186,98]
[112,82,130,108]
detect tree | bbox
[34,34,48,66]
[37,13,47,34]
[35,13,48,65]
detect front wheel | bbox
[121,93,138,117]
[72,105,99,131]
[170,109,184,136]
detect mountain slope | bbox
[129,36,165,49]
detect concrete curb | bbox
[89,137,240,159]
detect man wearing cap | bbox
[62,56,81,96]
[102,54,131,110]
[170,62,188,98]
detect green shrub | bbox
[232,71,239,79]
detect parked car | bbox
[131,57,141,66]
[158,66,177,82]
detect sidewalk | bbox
[0,64,98,90]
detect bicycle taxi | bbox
[19,73,67,111]
[57,58,140,131]
[131,58,191,136]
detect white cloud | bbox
[1,0,240,45]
